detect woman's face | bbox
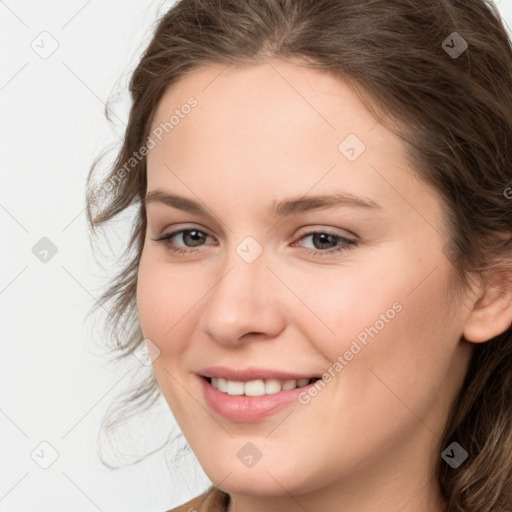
[137,60,473,509]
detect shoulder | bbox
[165,485,230,512]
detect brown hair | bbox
[86,0,512,509]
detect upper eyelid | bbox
[163,227,216,242]
[148,206,362,238]
[159,226,355,245]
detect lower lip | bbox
[200,376,318,423]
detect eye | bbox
[152,228,214,255]
[153,227,356,258]
[293,230,356,257]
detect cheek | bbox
[288,245,460,392]
[339,259,461,421]
[136,253,191,356]
[282,260,405,360]
[136,254,200,416]
[285,256,462,465]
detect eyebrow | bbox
[145,189,382,219]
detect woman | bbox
[86,0,512,510]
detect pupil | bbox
[314,233,334,249]
[185,230,204,246]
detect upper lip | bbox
[198,366,321,382]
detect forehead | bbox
[149,59,393,148]
[145,60,443,229]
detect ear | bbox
[463,269,512,343]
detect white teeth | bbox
[226,380,245,395]
[265,379,282,395]
[244,380,265,396]
[217,377,227,392]
[209,377,315,396]
[281,379,297,390]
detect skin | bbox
[136,59,510,512]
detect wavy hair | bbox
[86,1,512,510]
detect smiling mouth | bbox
[204,376,320,396]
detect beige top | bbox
[166,486,230,512]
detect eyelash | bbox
[152,228,356,257]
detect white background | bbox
[1,1,512,511]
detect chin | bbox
[202,456,320,497]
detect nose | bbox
[199,249,286,347]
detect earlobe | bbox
[463,274,512,343]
